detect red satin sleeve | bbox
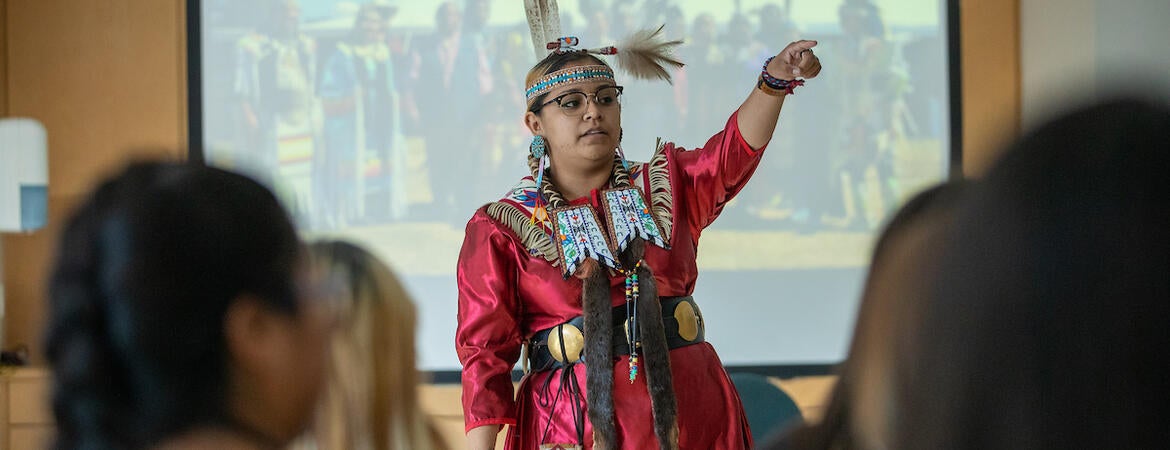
[669,109,769,239]
[456,209,524,432]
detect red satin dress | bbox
[457,111,763,449]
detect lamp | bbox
[0,117,49,355]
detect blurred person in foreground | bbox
[895,98,1170,450]
[299,240,447,450]
[759,179,968,450]
[45,162,333,450]
[765,98,1170,450]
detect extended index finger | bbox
[784,40,818,60]
[792,40,818,52]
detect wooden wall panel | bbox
[961,0,1022,176]
[1,0,7,115]
[1,0,186,361]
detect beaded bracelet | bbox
[757,76,801,97]
[759,55,804,95]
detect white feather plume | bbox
[524,0,562,60]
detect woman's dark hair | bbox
[899,98,1170,449]
[870,181,967,259]
[759,180,968,450]
[45,162,301,449]
[525,51,611,114]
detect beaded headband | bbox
[525,64,616,101]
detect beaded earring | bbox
[530,135,547,159]
[530,135,549,226]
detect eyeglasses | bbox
[536,85,624,116]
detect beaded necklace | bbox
[531,153,668,382]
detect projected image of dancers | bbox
[199,0,950,273]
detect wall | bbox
[0,0,6,354]
[960,0,1021,175]
[0,0,186,361]
[1020,0,1170,130]
[0,0,7,115]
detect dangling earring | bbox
[531,135,549,225]
[616,129,630,170]
[534,154,548,192]
[530,155,551,225]
[530,135,547,159]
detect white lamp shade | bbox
[0,118,49,232]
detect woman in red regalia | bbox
[456,8,822,449]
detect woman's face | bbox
[241,265,337,443]
[525,62,623,169]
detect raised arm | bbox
[737,40,822,149]
[667,40,823,236]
